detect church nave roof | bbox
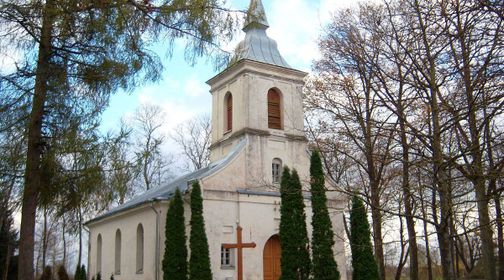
[86,138,246,225]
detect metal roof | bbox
[229,0,291,68]
[86,138,247,225]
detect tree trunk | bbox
[370,181,386,280]
[420,185,433,280]
[78,207,83,268]
[411,0,455,277]
[18,2,55,279]
[62,215,67,268]
[395,214,409,280]
[434,170,455,280]
[474,178,496,280]
[398,103,419,280]
[459,19,496,278]
[495,190,504,280]
[42,208,48,268]
[363,86,386,280]
[2,242,11,280]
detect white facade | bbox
[86,1,347,279]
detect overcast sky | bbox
[100,0,356,139]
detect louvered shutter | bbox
[268,89,281,129]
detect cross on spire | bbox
[243,0,269,31]
[222,225,256,280]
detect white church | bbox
[86,1,347,279]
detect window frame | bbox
[136,224,144,274]
[272,158,282,184]
[115,229,122,275]
[225,92,233,133]
[97,234,102,274]
[220,245,235,269]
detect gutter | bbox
[149,198,162,280]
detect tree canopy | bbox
[0,1,238,279]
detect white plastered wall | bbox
[87,203,168,280]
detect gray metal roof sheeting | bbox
[86,138,246,225]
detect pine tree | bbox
[0,207,17,280]
[279,167,311,280]
[74,264,86,280]
[310,151,340,280]
[57,265,70,280]
[188,182,212,280]
[163,188,188,280]
[40,266,52,280]
[74,265,81,280]
[81,265,87,280]
[350,196,379,280]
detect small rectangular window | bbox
[221,246,235,268]
[272,163,281,183]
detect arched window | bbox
[115,229,121,275]
[272,158,282,183]
[268,89,282,129]
[136,224,144,274]
[97,234,102,273]
[225,93,233,132]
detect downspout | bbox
[150,199,161,280]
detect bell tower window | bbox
[225,93,233,132]
[268,89,282,129]
[272,158,282,183]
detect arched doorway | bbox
[263,235,281,280]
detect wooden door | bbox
[263,235,281,280]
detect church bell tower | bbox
[207,0,309,188]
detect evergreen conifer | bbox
[74,264,86,280]
[310,151,340,280]
[40,266,52,280]
[74,265,81,280]
[279,167,311,280]
[0,207,17,280]
[188,182,212,280]
[57,265,69,280]
[81,265,87,280]
[163,188,188,280]
[350,196,379,280]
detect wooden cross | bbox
[222,225,256,280]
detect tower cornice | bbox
[207,59,307,91]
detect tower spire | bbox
[243,0,269,31]
[229,0,291,68]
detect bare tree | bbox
[133,104,173,190]
[306,5,397,276]
[436,3,503,278]
[170,115,211,172]
[307,1,503,280]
